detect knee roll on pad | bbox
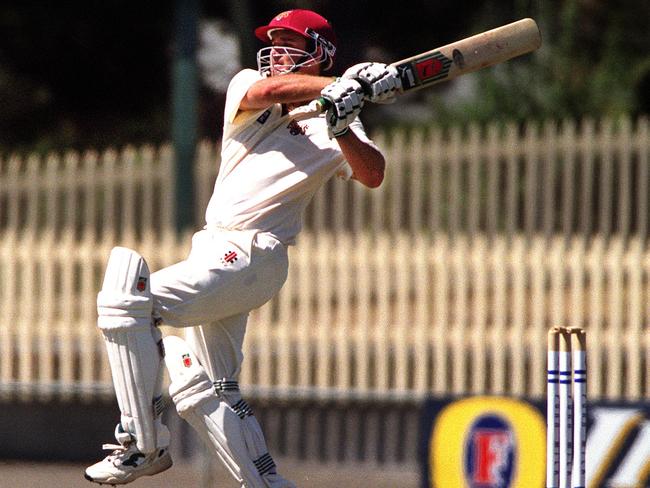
[98,247,169,453]
[163,335,294,488]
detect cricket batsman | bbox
[84,9,401,487]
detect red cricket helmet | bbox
[254,10,337,71]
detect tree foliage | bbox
[0,0,172,153]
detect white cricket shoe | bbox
[84,426,172,485]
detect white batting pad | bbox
[163,335,294,488]
[98,247,169,453]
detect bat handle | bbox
[315,97,331,112]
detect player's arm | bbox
[240,74,334,111]
[319,77,388,188]
[335,131,385,188]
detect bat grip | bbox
[315,97,331,112]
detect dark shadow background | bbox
[1,0,648,153]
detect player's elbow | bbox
[360,168,385,188]
[370,169,385,188]
[254,83,278,101]
[243,81,281,109]
[361,155,386,188]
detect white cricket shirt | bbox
[204,69,377,245]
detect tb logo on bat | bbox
[395,51,452,90]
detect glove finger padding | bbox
[320,78,365,138]
[343,62,402,104]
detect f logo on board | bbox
[429,396,545,488]
[465,417,515,487]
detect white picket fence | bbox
[1,116,649,402]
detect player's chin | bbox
[270,66,293,76]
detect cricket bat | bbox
[392,18,541,92]
[318,18,541,111]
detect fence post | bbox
[172,0,199,232]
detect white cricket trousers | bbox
[150,227,288,378]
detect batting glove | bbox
[343,62,402,104]
[320,78,365,138]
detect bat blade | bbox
[393,18,541,92]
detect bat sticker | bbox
[452,48,465,69]
[396,64,417,89]
[395,51,452,90]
